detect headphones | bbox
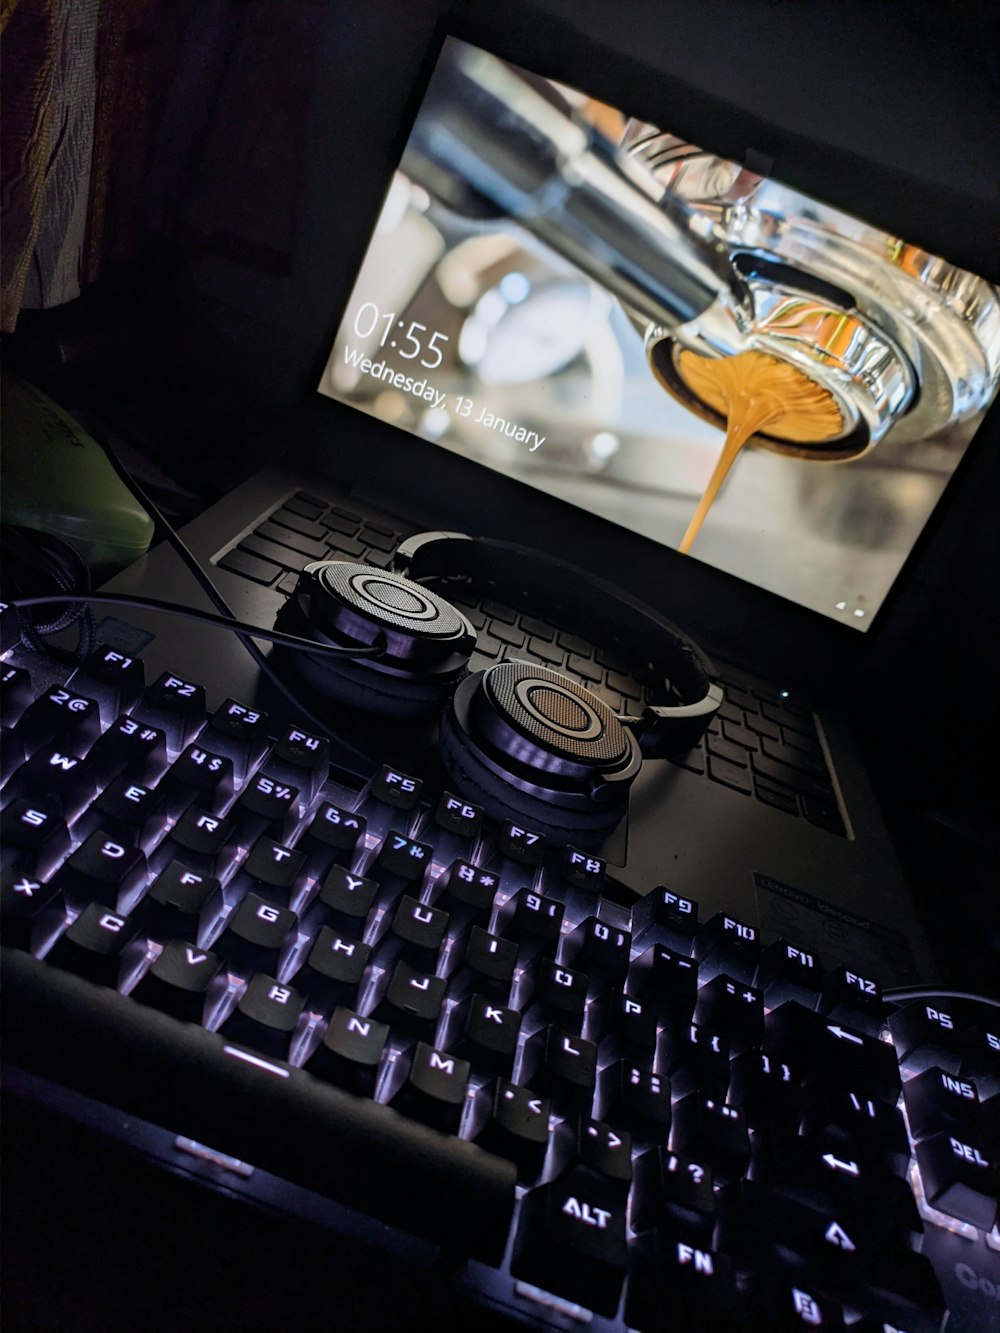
[273,532,722,841]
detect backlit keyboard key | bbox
[131,939,221,1023]
[220,974,305,1060]
[46,903,140,987]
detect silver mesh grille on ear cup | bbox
[484,661,630,765]
[317,563,467,636]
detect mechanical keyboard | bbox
[2,637,999,1331]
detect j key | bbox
[46,903,140,987]
[631,885,699,952]
[625,1231,741,1332]
[154,807,234,878]
[389,1041,471,1134]
[519,957,588,1033]
[295,926,371,1012]
[1,867,64,952]
[132,672,206,750]
[0,665,33,727]
[630,943,698,1020]
[512,1166,628,1317]
[766,1002,901,1104]
[433,790,483,840]
[220,974,305,1060]
[757,938,824,1009]
[5,745,97,819]
[519,1026,597,1114]
[202,698,270,779]
[447,925,517,1004]
[561,915,630,980]
[596,1060,672,1140]
[55,831,147,912]
[318,864,379,935]
[267,724,330,801]
[374,829,433,883]
[728,1048,802,1129]
[72,775,167,850]
[903,1064,983,1141]
[131,939,221,1023]
[13,685,101,759]
[448,994,521,1076]
[671,1094,750,1181]
[132,861,223,945]
[372,960,446,1042]
[71,644,145,720]
[915,1130,1000,1228]
[498,820,546,866]
[693,911,760,985]
[558,846,606,893]
[1,798,71,878]
[661,1023,732,1101]
[215,894,297,978]
[819,965,885,1036]
[298,801,366,873]
[693,974,764,1049]
[239,837,306,905]
[631,1148,715,1238]
[306,1005,388,1096]
[889,999,967,1075]
[6,949,516,1262]
[596,991,658,1063]
[369,764,422,811]
[432,859,498,924]
[380,894,448,970]
[228,771,298,841]
[498,888,564,955]
[472,1079,550,1179]
[800,1084,910,1175]
[86,714,167,786]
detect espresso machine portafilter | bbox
[403,43,1000,460]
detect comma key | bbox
[471,1078,550,1180]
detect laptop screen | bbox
[318,36,999,633]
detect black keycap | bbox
[161,742,235,816]
[132,861,223,945]
[433,790,484,839]
[1,866,64,952]
[801,1082,911,1176]
[218,548,282,586]
[448,994,521,1076]
[766,1004,901,1104]
[498,887,563,954]
[87,714,167,786]
[131,939,221,1022]
[447,925,517,1003]
[596,990,659,1063]
[512,1167,628,1316]
[961,1019,1000,1098]
[220,973,305,1059]
[370,764,422,810]
[693,911,760,984]
[631,1147,715,1238]
[72,774,168,850]
[133,672,206,749]
[6,949,516,1261]
[754,781,800,815]
[239,534,314,573]
[630,943,698,1020]
[203,699,270,780]
[269,505,327,540]
[56,831,147,912]
[631,885,699,951]
[295,926,371,1013]
[268,724,330,801]
[661,1023,732,1100]
[432,859,498,924]
[318,864,379,934]
[728,1048,802,1130]
[299,801,365,872]
[903,1064,984,1142]
[389,1041,471,1134]
[596,1059,672,1140]
[320,506,360,534]
[625,1230,741,1332]
[372,960,445,1042]
[216,894,297,978]
[519,1025,597,1114]
[156,806,233,877]
[255,519,328,560]
[5,745,97,820]
[241,837,306,903]
[13,685,101,759]
[757,938,824,1008]
[498,820,546,866]
[562,915,630,980]
[520,956,588,1033]
[229,771,300,842]
[0,664,33,728]
[889,999,967,1075]
[381,894,449,970]
[46,903,140,987]
[915,1129,1000,1228]
[72,644,145,720]
[572,1119,633,1186]
[819,964,886,1036]
[558,846,606,892]
[693,973,764,1050]
[373,829,432,882]
[472,1078,550,1179]
[801,795,846,836]
[305,1005,388,1096]
[671,1093,750,1181]
[856,1250,946,1333]
[1,797,72,878]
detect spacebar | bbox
[1,949,516,1263]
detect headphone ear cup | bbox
[272,562,476,720]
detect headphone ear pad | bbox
[438,691,629,842]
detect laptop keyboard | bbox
[3,637,999,1330]
[214,491,846,836]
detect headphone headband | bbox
[395,531,722,757]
